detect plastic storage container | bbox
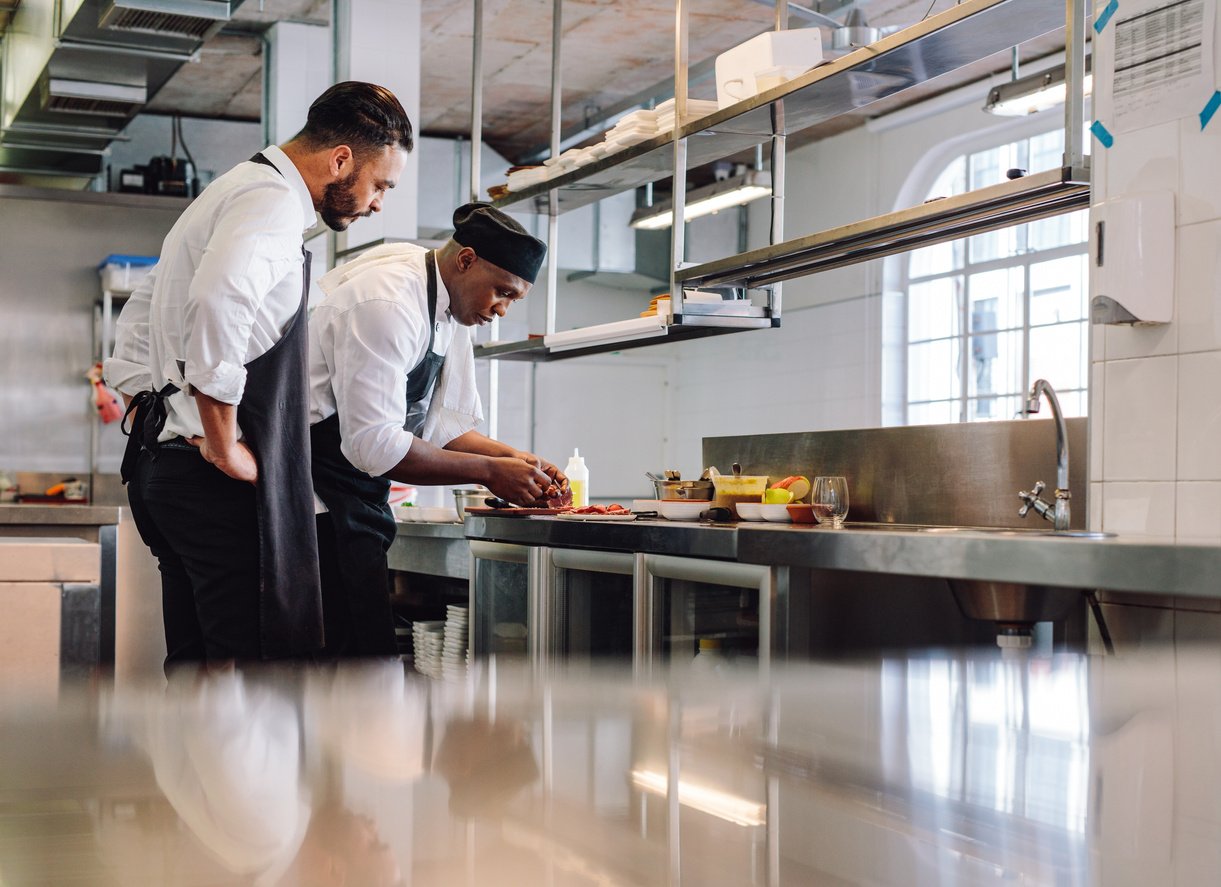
[714,30,822,109]
[566,449,589,507]
[711,473,769,518]
[97,254,157,293]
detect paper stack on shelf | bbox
[654,97,720,132]
[496,99,718,195]
[506,166,547,191]
[640,290,725,318]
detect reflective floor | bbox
[1,648,1219,886]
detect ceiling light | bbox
[984,60,1092,116]
[630,768,766,827]
[630,170,772,230]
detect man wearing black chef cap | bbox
[307,202,567,657]
[105,82,414,668]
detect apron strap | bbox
[119,380,181,484]
[248,152,284,176]
[121,381,181,454]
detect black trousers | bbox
[127,442,262,667]
[315,512,397,658]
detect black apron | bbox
[120,151,324,659]
[310,250,446,656]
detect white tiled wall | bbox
[666,295,884,470]
[1089,0,1221,543]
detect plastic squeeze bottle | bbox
[565,449,588,507]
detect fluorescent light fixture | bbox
[630,171,772,230]
[630,768,766,827]
[984,60,1093,116]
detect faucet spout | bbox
[1023,379,1071,531]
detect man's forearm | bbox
[443,430,516,458]
[386,436,494,486]
[195,392,240,452]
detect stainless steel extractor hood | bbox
[98,0,230,41]
[0,0,240,185]
[39,73,148,117]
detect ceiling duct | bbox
[98,0,231,41]
[39,74,148,117]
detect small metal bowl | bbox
[453,487,490,520]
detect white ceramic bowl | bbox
[736,502,765,521]
[420,506,460,523]
[658,501,707,521]
[759,503,793,522]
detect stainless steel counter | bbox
[735,523,1221,599]
[1,651,1214,886]
[388,520,470,579]
[0,504,122,526]
[464,515,739,560]
[464,515,1221,599]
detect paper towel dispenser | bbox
[1090,191,1174,325]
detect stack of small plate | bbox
[411,620,445,678]
[441,606,469,681]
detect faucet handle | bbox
[1018,481,1052,521]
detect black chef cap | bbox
[452,202,547,284]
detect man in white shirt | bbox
[308,203,567,656]
[104,82,413,667]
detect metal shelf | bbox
[492,0,1068,216]
[473,310,777,362]
[675,165,1091,290]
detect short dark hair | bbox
[295,81,414,157]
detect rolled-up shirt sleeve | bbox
[104,263,158,395]
[184,185,302,403]
[330,298,425,477]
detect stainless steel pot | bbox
[652,479,715,501]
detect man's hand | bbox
[512,449,569,501]
[188,436,259,485]
[486,457,553,506]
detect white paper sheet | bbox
[1111,0,1216,133]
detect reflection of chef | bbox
[306,661,428,783]
[130,669,401,887]
[434,715,540,818]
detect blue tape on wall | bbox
[1094,0,1119,33]
[1201,91,1221,130]
[1090,120,1115,148]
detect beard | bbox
[319,169,372,231]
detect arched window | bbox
[904,129,1089,424]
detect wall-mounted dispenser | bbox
[1090,191,1175,325]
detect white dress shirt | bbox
[308,243,483,479]
[104,144,317,442]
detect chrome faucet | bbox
[1017,378,1071,532]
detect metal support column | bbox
[1063,0,1087,169]
[632,552,656,678]
[528,546,556,671]
[545,0,563,336]
[670,0,690,321]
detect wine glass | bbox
[812,476,849,528]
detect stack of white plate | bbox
[441,605,468,681]
[411,620,445,678]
